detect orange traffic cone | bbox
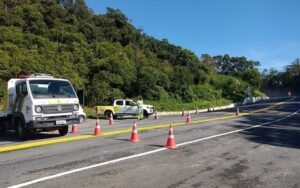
[94,118,102,136]
[186,111,191,123]
[165,125,176,149]
[71,123,78,133]
[154,112,159,120]
[109,113,114,125]
[129,121,140,142]
[236,107,240,116]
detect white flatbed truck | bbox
[0,74,80,139]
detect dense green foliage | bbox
[262,58,300,94]
[0,0,262,107]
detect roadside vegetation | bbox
[0,0,268,111]
[262,58,300,95]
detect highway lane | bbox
[0,97,288,148]
[1,97,299,187]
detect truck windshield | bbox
[29,80,77,99]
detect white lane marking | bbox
[178,109,299,147]
[8,109,300,188]
[8,148,167,188]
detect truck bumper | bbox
[26,118,79,129]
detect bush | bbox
[84,107,97,119]
[211,75,247,102]
[190,84,222,101]
[252,89,266,97]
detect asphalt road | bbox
[0,97,299,188]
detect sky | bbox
[85,0,300,71]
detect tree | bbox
[0,1,265,105]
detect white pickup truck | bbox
[96,99,155,119]
[0,74,81,139]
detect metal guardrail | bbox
[156,96,272,116]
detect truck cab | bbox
[0,74,80,139]
[114,99,139,115]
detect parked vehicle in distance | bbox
[0,73,80,139]
[95,99,154,119]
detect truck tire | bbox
[78,115,85,124]
[104,111,113,120]
[0,125,6,135]
[15,118,27,140]
[143,110,149,118]
[58,126,68,136]
[0,120,6,134]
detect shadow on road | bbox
[0,131,62,142]
[237,97,300,149]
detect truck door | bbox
[14,82,28,113]
[124,100,138,115]
[114,100,126,114]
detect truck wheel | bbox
[143,110,149,118]
[58,126,68,136]
[0,126,6,135]
[78,115,85,124]
[16,119,27,140]
[104,111,112,120]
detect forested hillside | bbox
[262,58,300,97]
[0,0,263,108]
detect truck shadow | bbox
[0,131,62,142]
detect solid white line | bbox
[8,148,167,188]
[178,109,299,147]
[8,109,300,188]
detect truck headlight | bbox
[35,106,42,113]
[73,104,79,111]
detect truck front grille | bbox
[41,105,74,114]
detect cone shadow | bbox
[148,144,165,148]
[115,138,131,142]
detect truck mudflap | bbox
[26,118,79,129]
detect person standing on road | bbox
[137,96,144,120]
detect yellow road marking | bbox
[0,99,292,153]
[0,135,94,153]
[105,100,287,135]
